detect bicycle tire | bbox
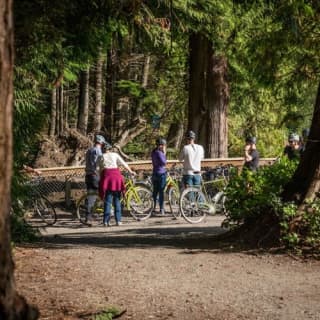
[179,187,207,224]
[168,187,181,218]
[127,186,153,221]
[34,195,57,226]
[76,192,104,226]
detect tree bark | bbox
[206,56,229,158]
[77,67,90,135]
[188,33,208,135]
[188,33,229,157]
[282,80,320,205]
[93,55,104,133]
[0,0,38,318]
[49,88,57,137]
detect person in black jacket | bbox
[244,136,259,171]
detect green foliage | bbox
[93,306,121,320]
[225,156,320,250]
[11,174,39,243]
[281,200,320,249]
[225,157,297,224]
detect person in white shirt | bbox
[179,130,204,187]
[98,142,135,227]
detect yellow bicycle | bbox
[76,174,153,226]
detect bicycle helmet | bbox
[94,134,106,145]
[288,133,299,142]
[186,130,196,139]
[245,136,257,144]
[102,141,112,151]
[156,137,167,145]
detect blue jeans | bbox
[182,174,201,188]
[104,191,122,223]
[152,172,167,210]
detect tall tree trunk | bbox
[105,49,116,140]
[167,122,184,151]
[77,67,89,135]
[142,54,151,88]
[49,88,57,137]
[0,0,38,318]
[188,33,229,158]
[206,56,229,158]
[93,55,103,133]
[58,85,64,135]
[188,33,208,135]
[282,80,320,205]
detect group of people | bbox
[151,130,204,215]
[85,130,205,225]
[85,127,309,226]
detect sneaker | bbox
[86,214,93,226]
[116,221,123,226]
[103,222,111,227]
[160,209,165,215]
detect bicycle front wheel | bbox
[168,187,181,218]
[34,196,57,226]
[76,193,104,226]
[179,187,207,224]
[127,186,153,221]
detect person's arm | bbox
[116,154,136,175]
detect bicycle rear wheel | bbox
[76,193,104,226]
[168,187,181,218]
[34,196,57,225]
[179,187,207,224]
[127,186,153,221]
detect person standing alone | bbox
[151,137,167,215]
[179,130,204,188]
[243,136,259,171]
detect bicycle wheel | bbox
[168,187,181,218]
[34,196,57,226]
[76,193,104,226]
[127,186,153,221]
[179,187,207,224]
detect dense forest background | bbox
[13,0,318,169]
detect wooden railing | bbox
[33,158,277,178]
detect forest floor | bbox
[14,213,320,320]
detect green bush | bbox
[225,157,297,225]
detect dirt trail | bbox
[14,214,320,320]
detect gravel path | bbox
[14,214,320,320]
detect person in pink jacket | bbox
[98,142,135,227]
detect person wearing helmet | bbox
[151,137,167,215]
[84,134,106,224]
[98,141,136,226]
[244,136,259,171]
[284,133,301,160]
[179,130,204,187]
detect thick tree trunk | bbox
[188,33,208,135]
[206,56,229,158]
[58,85,64,135]
[93,55,103,133]
[282,80,320,205]
[77,67,89,135]
[49,88,57,137]
[188,33,229,157]
[105,49,116,140]
[0,0,38,318]
[167,122,184,151]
